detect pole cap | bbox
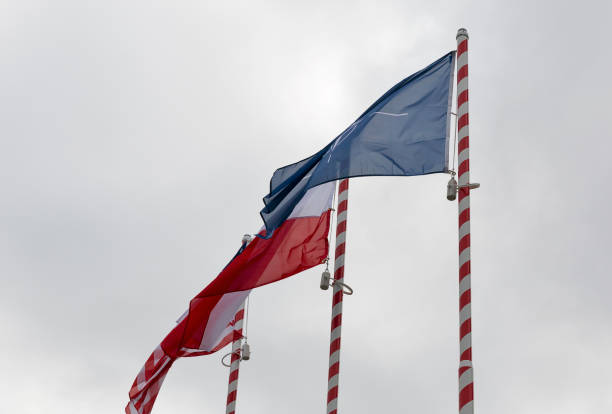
[456,28,469,40]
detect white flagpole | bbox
[455,27,474,414]
[223,234,254,414]
[224,302,245,414]
[325,178,350,414]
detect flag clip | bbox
[446,175,480,201]
[320,259,353,295]
[221,342,251,367]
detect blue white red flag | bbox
[261,51,455,236]
[126,182,335,414]
[127,52,455,414]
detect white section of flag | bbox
[288,181,335,219]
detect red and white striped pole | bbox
[456,27,474,414]
[225,302,245,414]
[326,178,349,414]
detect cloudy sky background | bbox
[2,1,611,413]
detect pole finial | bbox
[456,28,469,40]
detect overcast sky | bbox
[2,1,611,413]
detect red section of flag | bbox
[127,209,332,414]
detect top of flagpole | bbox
[456,28,469,40]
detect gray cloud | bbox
[1,0,611,413]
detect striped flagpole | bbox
[225,302,245,414]
[327,178,349,414]
[456,28,474,414]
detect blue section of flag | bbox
[261,51,455,236]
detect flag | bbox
[261,51,455,236]
[127,51,456,413]
[126,181,335,414]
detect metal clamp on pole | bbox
[446,171,480,201]
[221,350,239,367]
[331,278,354,295]
[240,342,250,360]
[319,259,354,295]
[221,337,251,367]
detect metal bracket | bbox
[459,182,481,190]
[447,176,480,201]
[320,268,354,295]
[221,350,240,367]
[331,279,354,295]
[220,336,249,366]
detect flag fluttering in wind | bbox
[126,182,335,414]
[261,51,455,236]
[126,51,456,414]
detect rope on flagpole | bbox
[455,27,475,414]
[324,178,350,414]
